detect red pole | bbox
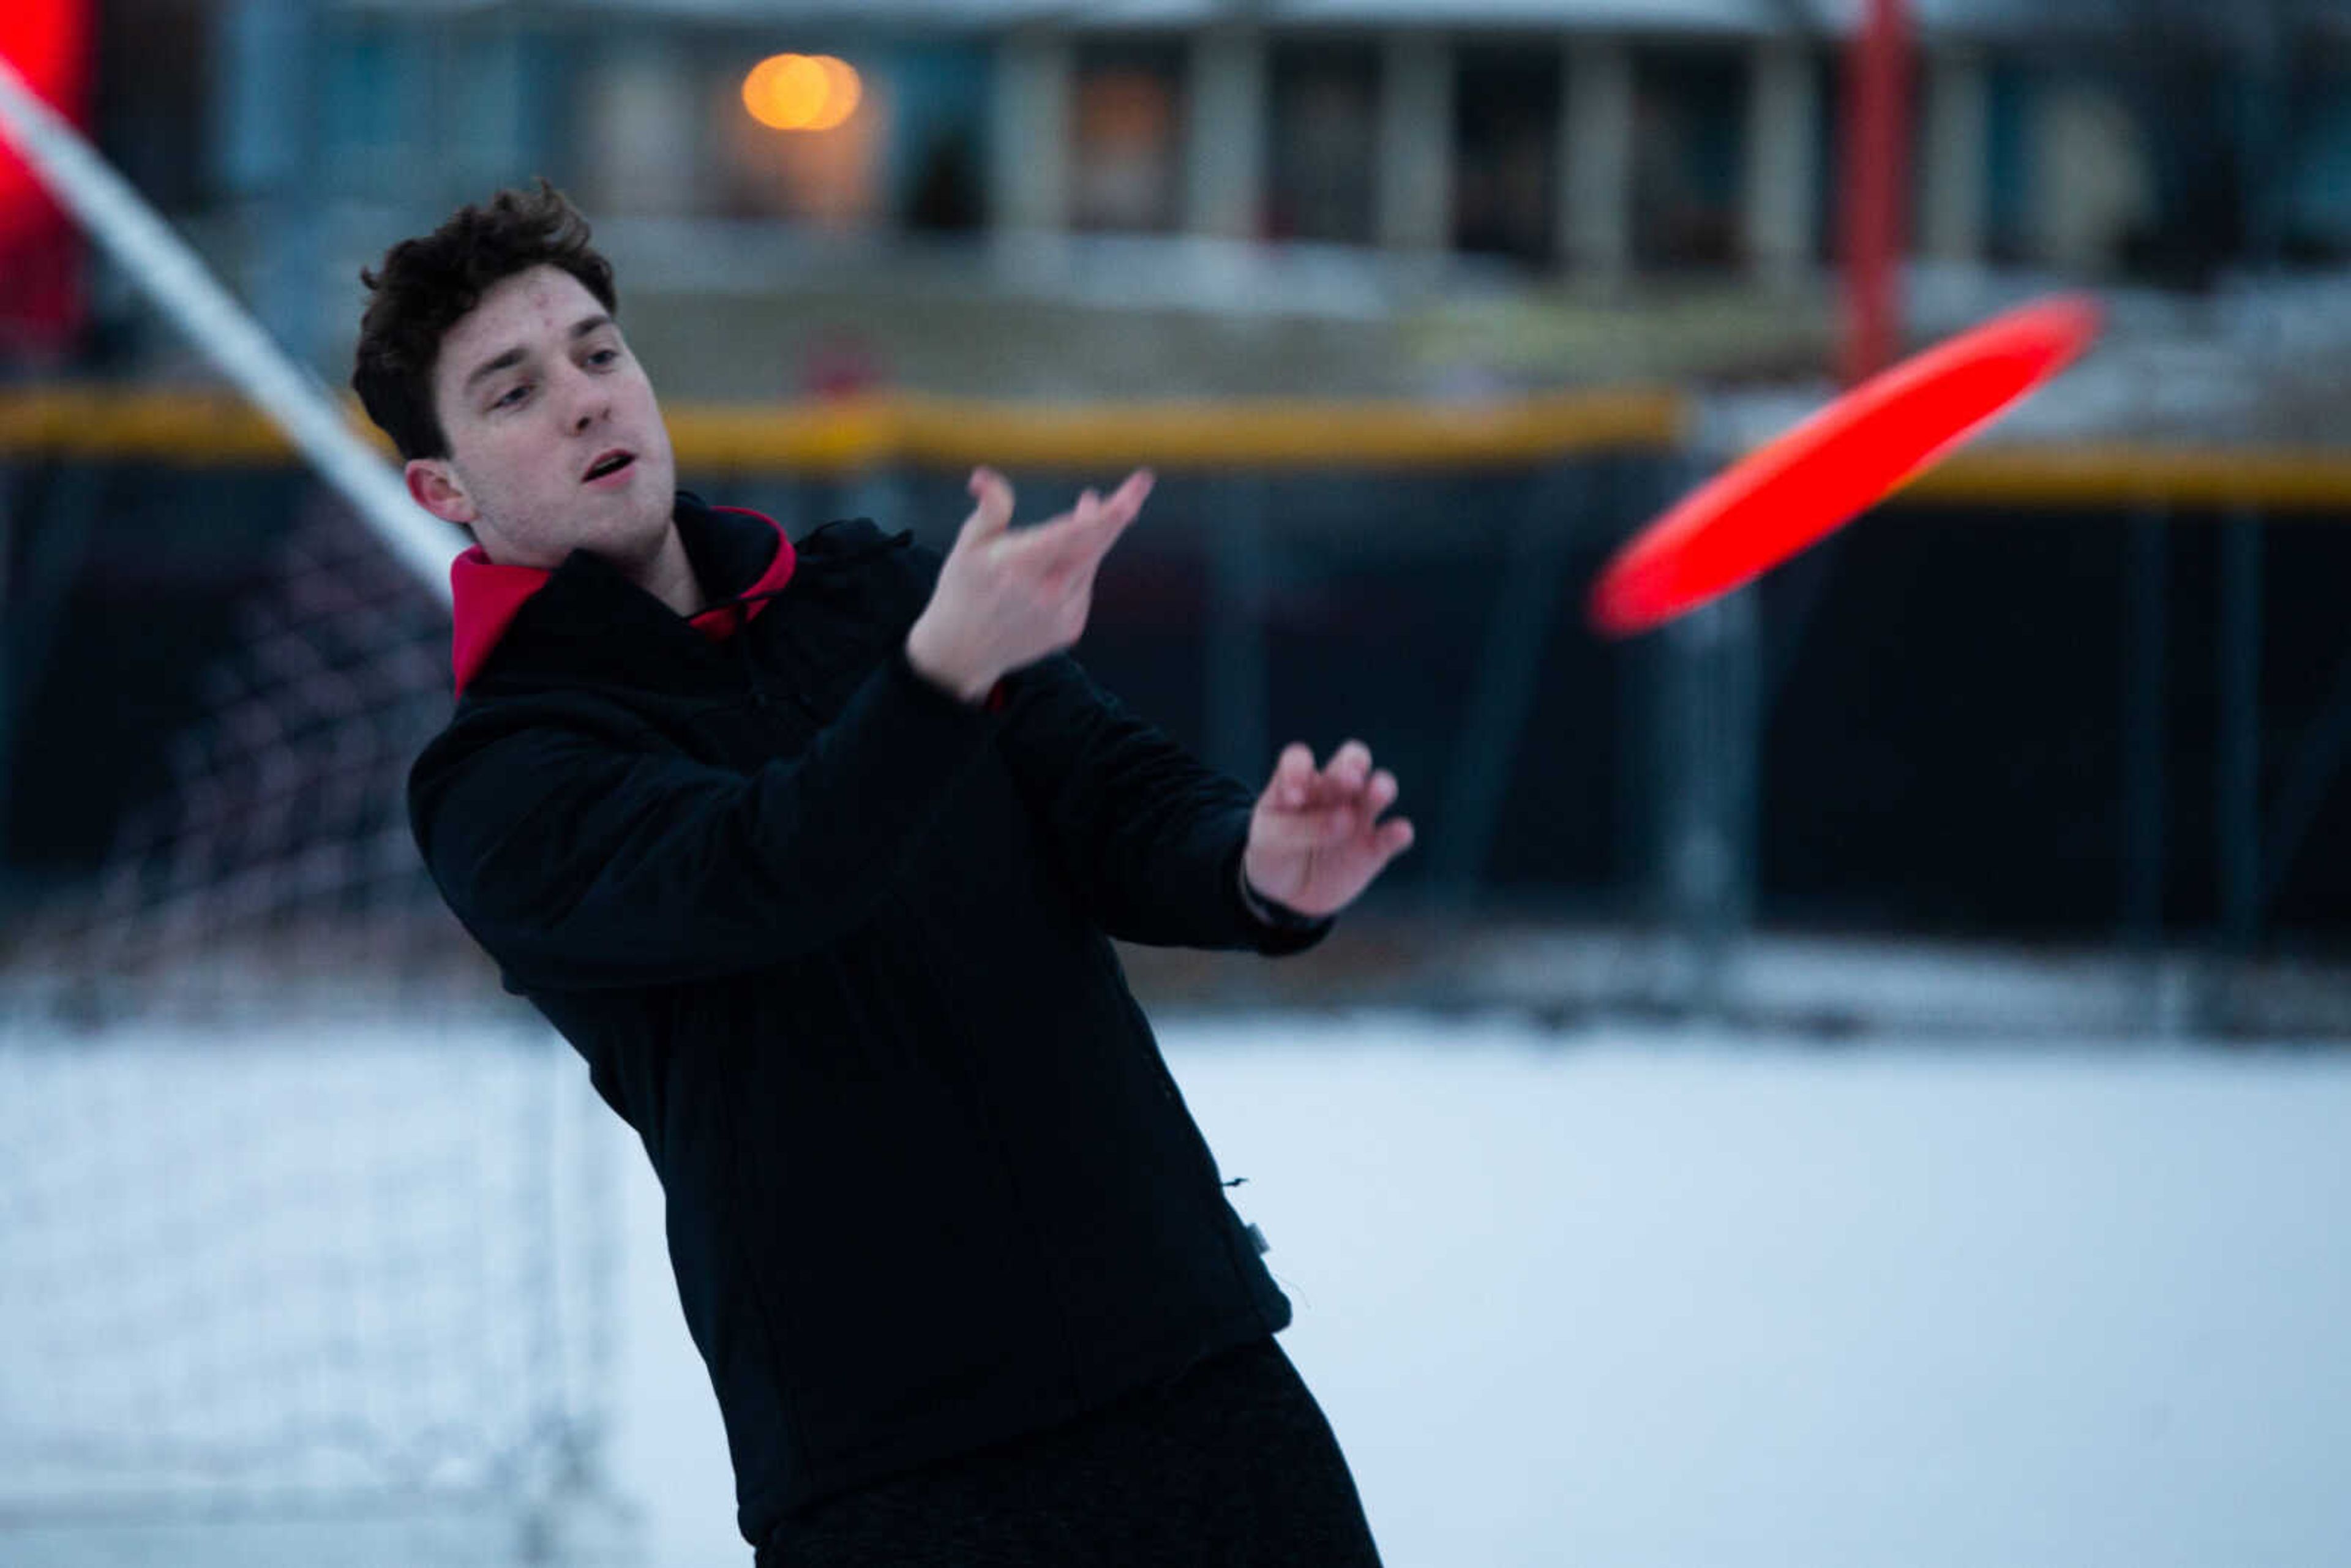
[1839,0,1913,384]
[0,0,92,356]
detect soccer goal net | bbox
[0,54,626,1568]
[0,484,628,1568]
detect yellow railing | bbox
[1895,445,2351,512]
[6,386,2351,509]
[0,387,1682,472]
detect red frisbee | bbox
[1589,294,2104,637]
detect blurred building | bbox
[48,0,2351,398]
[15,1,2351,1018]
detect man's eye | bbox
[587,348,620,367]
[492,383,530,410]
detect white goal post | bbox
[0,50,459,605]
[0,47,627,1568]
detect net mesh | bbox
[0,488,621,1564]
[7,487,473,1010]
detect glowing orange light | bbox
[813,56,863,130]
[742,53,861,133]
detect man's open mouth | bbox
[583,450,636,482]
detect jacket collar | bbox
[449,493,797,696]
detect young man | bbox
[360,183,1412,1566]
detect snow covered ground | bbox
[3,1011,2344,1566]
[607,1014,2351,1568]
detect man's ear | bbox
[406,457,478,526]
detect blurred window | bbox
[1071,41,1185,233]
[888,43,991,234]
[92,0,204,211]
[579,33,710,217]
[2284,67,2351,264]
[1983,58,2034,264]
[321,16,416,201]
[1268,40,1378,246]
[1453,43,1561,264]
[1630,46,1746,272]
[440,21,536,193]
[2031,70,2153,277]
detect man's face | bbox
[407,264,678,572]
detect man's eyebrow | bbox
[462,345,528,395]
[461,316,617,395]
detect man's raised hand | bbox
[906,467,1153,704]
[1241,740,1415,920]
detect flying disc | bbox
[1589,294,2104,637]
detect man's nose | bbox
[560,364,609,431]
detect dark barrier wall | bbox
[2,462,306,872]
[1758,506,2351,943]
[7,457,2351,950]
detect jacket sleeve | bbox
[410,647,1003,991]
[991,650,1332,956]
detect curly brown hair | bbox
[352,180,618,462]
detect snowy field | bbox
[609,1014,2351,1568]
[4,1011,2347,1567]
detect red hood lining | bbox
[449,507,797,695]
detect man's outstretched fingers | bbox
[1062,490,1124,584]
[964,467,1016,542]
[1329,740,1373,789]
[1275,743,1316,809]
[1106,468,1155,517]
[1067,475,1150,574]
[1013,487,1106,573]
[1041,470,1147,553]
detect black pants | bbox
[756,1337,1385,1567]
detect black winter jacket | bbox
[408,495,1327,1548]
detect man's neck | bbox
[633,525,703,619]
